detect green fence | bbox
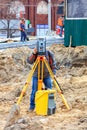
[64,20,87,47]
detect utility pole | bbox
[48,0,51,35]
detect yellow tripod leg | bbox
[44,58,70,110]
[38,58,42,90]
[38,57,44,90]
[17,58,39,105]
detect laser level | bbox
[37,38,46,55]
[8,38,70,119]
[16,54,70,115]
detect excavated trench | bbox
[0,44,87,130]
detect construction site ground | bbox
[0,44,87,130]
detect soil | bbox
[0,44,87,130]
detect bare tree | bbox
[0,0,25,38]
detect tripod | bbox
[17,55,70,110]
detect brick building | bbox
[26,0,64,31]
[0,0,64,35]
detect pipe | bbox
[48,0,51,34]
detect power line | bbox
[0,3,64,7]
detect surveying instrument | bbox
[16,38,70,115]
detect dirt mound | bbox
[0,44,87,130]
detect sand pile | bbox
[0,44,87,130]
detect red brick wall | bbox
[26,0,64,34]
[0,0,64,34]
[0,0,27,19]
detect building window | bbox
[57,1,64,14]
[37,1,48,14]
[10,1,25,18]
